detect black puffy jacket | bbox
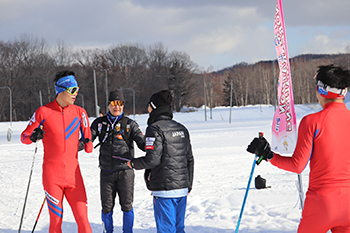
[91,114,145,171]
[132,106,194,192]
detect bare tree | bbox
[106,43,148,113]
[167,51,198,112]
[53,40,75,67]
[146,42,169,90]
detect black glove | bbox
[78,138,91,151]
[30,127,45,142]
[78,138,85,151]
[247,137,274,163]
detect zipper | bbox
[62,111,66,153]
[62,110,67,184]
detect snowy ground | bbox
[0,103,330,233]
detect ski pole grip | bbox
[256,132,264,165]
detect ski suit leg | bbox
[117,169,134,212]
[100,169,135,232]
[101,170,117,214]
[64,174,92,233]
[298,188,350,233]
[43,165,65,233]
[101,170,117,233]
[117,169,135,233]
[44,188,64,233]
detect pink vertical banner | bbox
[272,0,297,153]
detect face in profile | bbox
[57,87,79,107]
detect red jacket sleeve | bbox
[80,109,93,153]
[270,115,315,174]
[21,108,45,144]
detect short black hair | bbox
[315,64,350,89]
[54,70,75,83]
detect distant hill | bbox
[215,53,347,74]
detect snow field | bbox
[0,104,317,232]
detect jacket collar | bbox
[147,106,173,125]
[323,101,346,110]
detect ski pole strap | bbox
[255,132,264,165]
[94,130,113,149]
[256,155,264,165]
[93,141,101,149]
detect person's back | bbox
[129,90,194,233]
[303,102,350,190]
[145,115,192,192]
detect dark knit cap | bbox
[109,89,124,102]
[149,90,172,109]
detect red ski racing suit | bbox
[21,100,93,233]
[270,102,350,233]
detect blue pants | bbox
[153,196,187,233]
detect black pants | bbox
[100,169,134,214]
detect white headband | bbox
[317,80,347,99]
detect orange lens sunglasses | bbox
[110,100,124,106]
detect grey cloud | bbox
[1,0,350,70]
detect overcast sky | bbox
[1,0,350,71]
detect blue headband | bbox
[55,75,78,95]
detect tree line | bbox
[219,54,350,108]
[0,35,202,121]
[0,34,349,122]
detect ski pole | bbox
[18,140,39,233]
[18,122,44,233]
[112,156,130,161]
[235,132,263,233]
[297,173,304,210]
[31,198,46,233]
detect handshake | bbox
[247,134,274,164]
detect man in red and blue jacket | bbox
[247,65,350,233]
[21,70,93,233]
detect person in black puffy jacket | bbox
[128,90,194,233]
[91,90,145,233]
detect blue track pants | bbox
[153,196,187,233]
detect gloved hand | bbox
[30,127,45,142]
[78,138,91,151]
[247,136,274,162]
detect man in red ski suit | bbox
[21,71,93,233]
[247,64,350,233]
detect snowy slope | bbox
[0,104,320,233]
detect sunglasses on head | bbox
[110,100,124,106]
[56,84,79,95]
